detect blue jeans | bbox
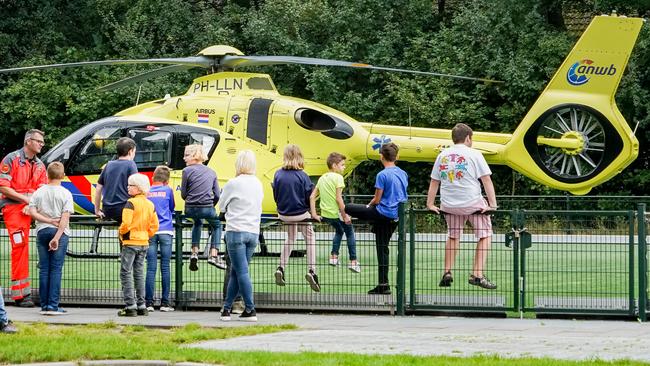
[36,228,69,311]
[0,287,7,324]
[145,234,172,306]
[120,245,148,308]
[184,206,221,250]
[223,231,258,312]
[323,217,357,260]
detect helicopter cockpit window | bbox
[170,131,218,169]
[128,129,172,170]
[190,133,216,157]
[68,126,122,175]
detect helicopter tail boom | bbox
[361,123,510,162]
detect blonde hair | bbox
[235,150,256,175]
[128,173,151,194]
[184,144,208,163]
[282,144,304,170]
[47,162,65,180]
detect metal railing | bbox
[1,199,649,320]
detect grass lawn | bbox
[1,322,648,366]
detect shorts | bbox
[442,199,492,239]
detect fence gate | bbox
[516,210,636,316]
[406,208,517,313]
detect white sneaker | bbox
[328,257,339,266]
[231,300,245,314]
[146,306,155,312]
[160,304,175,312]
[348,262,361,273]
[46,308,68,316]
[207,255,227,270]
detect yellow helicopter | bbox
[0,14,642,215]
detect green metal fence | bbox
[1,199,649,319]
[518,210,635,316]
[0,213,404,313]
[406,208,516,313]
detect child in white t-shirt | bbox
[426,123,498,290]
[29,162,74,315]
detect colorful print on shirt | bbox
[438,153,468,183]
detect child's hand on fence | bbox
[481,205,498,214]
[427,204,440,214]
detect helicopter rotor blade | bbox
[97,64,194,91]
[221,55,503,83]
[0,56,213,74]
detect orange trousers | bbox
[2,204,32,300]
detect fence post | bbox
[512,209,520,313]
[396,202,406,316]
[638,204,647,322]
[174,211,184,309]
[409,203,416,312]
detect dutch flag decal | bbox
[197,113,209,123]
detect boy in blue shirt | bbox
[345,143,408,295]
[145,166,175,312]
[94,137,138,225]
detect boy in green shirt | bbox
[310,152,360,273]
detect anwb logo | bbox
[567,59,617,86]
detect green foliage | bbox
[0,0,648,194]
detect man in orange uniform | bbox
[0,129,48,307]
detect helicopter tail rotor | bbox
[503,15,642,194]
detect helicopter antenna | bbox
[135,85,143,106]
[633,119,640,135]
[408,105,412,140]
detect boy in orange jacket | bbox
[118,173,159,316]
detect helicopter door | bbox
[246,98,273,146]
[268,103,289,153]
[126,127,173,172]
[225,97,248,140]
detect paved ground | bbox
[9,307,650,363]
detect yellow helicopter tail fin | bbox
[504,15,643,194]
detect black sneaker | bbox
[367,284,391,295]
[239,309,257,322]
[305,270,321,292]
[274,266,286,286]
[220,308,231,321]
[189,253,199,271]
[0,320,17,334]
[117,308,137,317]
[468,274,497,290]
[137,307,149,316]
[439,271,453,287]
[15,296,34,308]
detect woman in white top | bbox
[218,150,263,322]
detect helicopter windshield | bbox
[42,117,118,168]
[43,117,220,176]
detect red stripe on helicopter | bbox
[68,175,93,202]
[68,171,154,202]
